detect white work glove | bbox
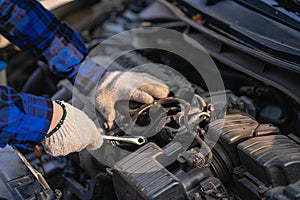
[95,71,169,128]
[42,102,103,157]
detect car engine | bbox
[0,0,299,200]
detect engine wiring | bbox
[105,95,214,168]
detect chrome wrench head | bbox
[102,135,147,145]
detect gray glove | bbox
[42,102,103,156]
[95,71,169,128]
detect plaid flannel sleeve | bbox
[0,86,53,150]
[0,0,105,94]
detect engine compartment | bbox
[1,0,300,199]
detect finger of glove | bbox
[87,132,103,150]
[95,92,116,128]
[131,90,154,104]
[139,81,169,99]
[99,103,115,129]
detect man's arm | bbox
[0,0,105,93]
[0,86,53,149]
[0,86,103,155]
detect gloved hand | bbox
[95,71,169,128]
[42,102,103,156]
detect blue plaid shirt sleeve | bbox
[0,0,106,149]
[0,86,53,149]
[0,0,105,93]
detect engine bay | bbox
[1,0,300,199]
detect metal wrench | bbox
[102,135,147,145]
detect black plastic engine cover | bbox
[113,142,186,200]
[0,146,56,200]
[208,113,279,166]
[237,135,300,187]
